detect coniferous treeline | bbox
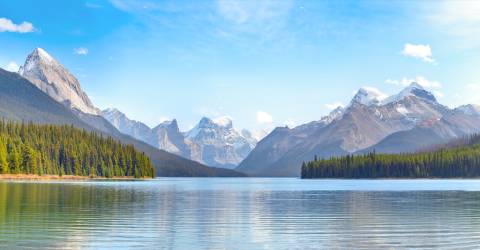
[0,120,155,178]
[302,134,480,179]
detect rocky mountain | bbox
[12,49,244,177]
[152,119,191,158]
[186,117,257,168]
[19,48,100,115]
[102,109,258,169]
[237,83,480,177]
[101,108,154,145]
[0,67,93,129]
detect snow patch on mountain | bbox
[102,110,258,169]
[185,116,258,168]
[351,87,388,106]
[384,82,436,104]
[19,48,100,115]
[212,116,233,127]
[456,104,480,116]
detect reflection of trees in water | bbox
[0,182,150,248]
[2,182,480,249]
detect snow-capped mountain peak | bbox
[185,117,258,168]
[351,87,388,106]
[19,48,100,115]
[33,47,54,62]
[213,116,233,128]
[384,82,436,104]
[18,48,54,74]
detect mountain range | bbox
[3,47,480,178]
[101,109,258,169]
[237,83,480,177]
[2,48,244,177]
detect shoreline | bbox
[0,174,151,181]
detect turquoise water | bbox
[1,178,480,249]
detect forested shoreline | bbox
[302,134,480,179]
[0,121,155,178]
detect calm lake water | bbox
[1,178,480,249]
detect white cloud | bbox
[256,110,273,124]
[0,17,35,33]
[362,86,389,100]
[74,47,89,55]
[2,61,19,72]
[324,101,344,111]
[386,76,442,89]
[251,129,269,141]
[402,43,435,63]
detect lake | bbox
[1,178,480,249]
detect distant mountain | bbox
[152,119,191,158]
[186,117,257,168]
[102,109,258,169]
[101,108,155,145]
[10,49,244,177]
[237,83,480,177]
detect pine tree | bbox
[0,137,9,174]
[8,146,21,174]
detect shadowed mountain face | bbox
[4,49,245,177]
[0,68,92,129]
[237,83,480,177]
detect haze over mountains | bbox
[102,109,258,169]
[237,83,480,177]
[1,48,244,177]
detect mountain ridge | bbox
[102,109,258,169]
[237,83,480,177]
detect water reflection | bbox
[0,179,480,249]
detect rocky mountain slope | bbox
[237,83,480,177]
[19,48,100,115]
[102,108,258,169]
[186,117,257,168]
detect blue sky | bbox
[1,0,480,133]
